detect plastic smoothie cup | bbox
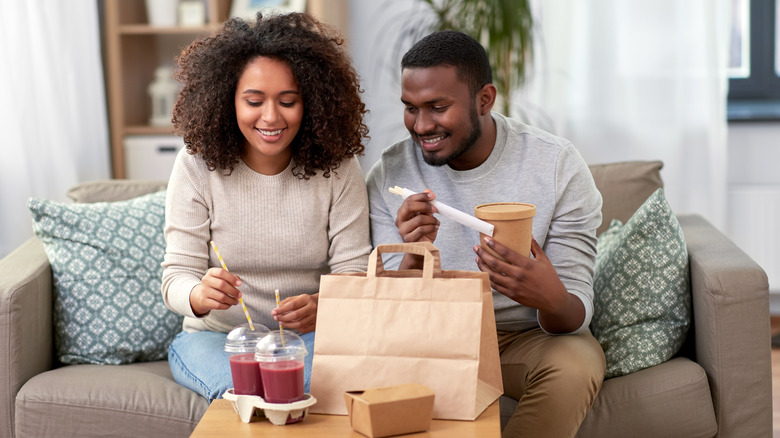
[255,331,307,404]
[224,323,270,396]
[474,202,536,260]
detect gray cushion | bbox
[588,161,663,236]
[499,358,718,438]
[575,358,717,437]
[500,358,716,438]
[590,189,691,378]
[15,361,207,438]
[28,191,182,365]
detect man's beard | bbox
[419,102,481,167]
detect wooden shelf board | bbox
[125,125,176,136]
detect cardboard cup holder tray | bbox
[222,389,317,425]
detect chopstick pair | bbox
[209,240,286,345]
[210,241,255,331]
[389,186,494,237]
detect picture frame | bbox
[230,0,307,20]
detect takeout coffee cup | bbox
[474,203,536,260]
[255,330,308,405]
[225,323,270,396]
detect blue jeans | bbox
[168,330,315,402]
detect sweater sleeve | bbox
[540,145,602,334]
[365,153,406,270]
[161,150,211,319]
[326,156,372,274]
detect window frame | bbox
[728,0,780,120]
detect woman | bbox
[161,12,371,401]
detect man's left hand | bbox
[473,237,584,333]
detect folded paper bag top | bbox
[344,383,435,438]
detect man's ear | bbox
[477,84,497,115]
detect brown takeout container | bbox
[474,202,536,259]
[344,384,435,438]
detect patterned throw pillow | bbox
[590,188,691,378]
[28,190,183,365]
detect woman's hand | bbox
[272,293,318,334]
[189,267,242,316]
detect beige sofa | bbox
[0,161,771,438]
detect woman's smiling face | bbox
[234,56,303,175]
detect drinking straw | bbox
[209,241,255,331]
[389,186,495,236]
[274,289,286,347]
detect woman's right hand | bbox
[189,267,242,316]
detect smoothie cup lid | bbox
[254,330,307,362]
[224,323,270,353]
[475,202,536,220]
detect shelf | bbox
[103,0,341,179]
[125,125,176,136]
[104,0,231,179]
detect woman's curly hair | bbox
[172,12,368,178]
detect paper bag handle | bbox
[368,242,442,279]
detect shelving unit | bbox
[102,0,231,178]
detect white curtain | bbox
[518,0,731,230]
[0,1,110,258]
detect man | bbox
[365,30,605,437]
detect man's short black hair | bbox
[401,30,492,96]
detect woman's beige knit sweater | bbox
[162,149,371,333]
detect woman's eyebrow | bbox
[241,89,299,95]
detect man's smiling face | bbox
[401,65,481,170]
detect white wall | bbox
[348,0,416,174]
[727,122,780,296]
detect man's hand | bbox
[190,267,242,316]
[474,237,585,333]
[394,189,439,269]
[272,293,318,334]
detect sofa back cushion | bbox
[67,160,662,233]
[67,179,169,203]
[588,161,664,235]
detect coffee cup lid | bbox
[475,202,536,220]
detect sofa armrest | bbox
[678,214,771,437]
[0,237,54,435]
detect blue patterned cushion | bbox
[590,188,691,378]
[28,190,183,365]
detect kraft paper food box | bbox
[344,384,435,438]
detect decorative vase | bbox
[148,67,180,127]
[145,0,178,27]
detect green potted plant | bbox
[380,0,534,116]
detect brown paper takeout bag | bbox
[310,242,503,420]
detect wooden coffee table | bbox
[190,399,500,437]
